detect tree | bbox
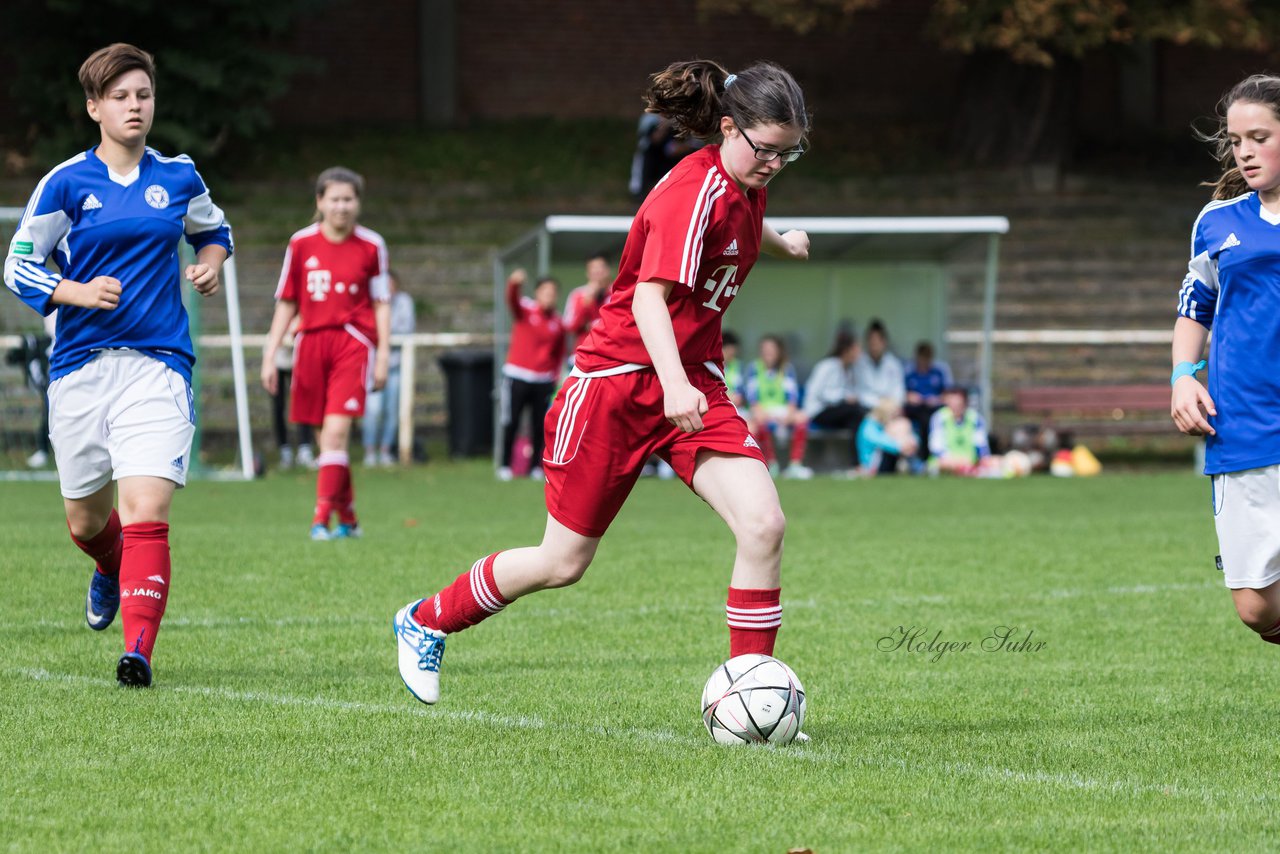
[697,0,1280,166]
[1,0,329,168]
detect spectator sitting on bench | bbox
[853,318,905,410]
[903,340,950,461]
[802,329,865,466]
[928,386,991,476]
[745,335,813,480]
[856,397,918,476]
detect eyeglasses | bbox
[739,128,805,163]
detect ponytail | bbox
[643,60,730,139]
[643,59,810,141]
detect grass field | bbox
[1,464,1270,851]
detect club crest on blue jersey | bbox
[144,185,170,209]
[3,146,233,386]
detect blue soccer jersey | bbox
[4,146,233,383]
[1177,191,1280,474]
[905,364,950,399]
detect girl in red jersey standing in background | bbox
[497,269,565,481]
[395,60,811,708]
[262,167,391,540]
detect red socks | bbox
[726,587,782,656]
[315,451,356,527]
[336,464,357,526]
[750,425,807,464]
[753,428,776,463]
[120,522,171,662]
[414,553,510,634]
[789,422,809,464]
[69,509,123,577]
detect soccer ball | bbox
[1002,449,1032,478]
[701,654,806,745]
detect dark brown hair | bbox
[643,59,809,141]
[313,166,365,223]
[759,333,788,367]
[79,43,155,101]
[315,166,365,200]
[1201,74,1280,200]
[829,330,858,358]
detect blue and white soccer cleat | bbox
[333,523,362,539]
[310,524,331,541]
[85,570,120,631]
[394,599,447,704]
[116,651,152,687]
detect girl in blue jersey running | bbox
[1172,74,1280,645]
[3,43,233,686]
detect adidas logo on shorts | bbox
[345,397,360,411]
[743,434,760,450]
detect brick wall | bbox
[452,0,954,120]
[268,0,422,125]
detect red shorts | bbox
[290,326,374,425]
[542,365,767,537]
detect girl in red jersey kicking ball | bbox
[262,168,391,540]
[395,59,811,710]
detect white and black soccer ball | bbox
[701,654,806,745]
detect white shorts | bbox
[1212,465,1280,589]
[48,351,196,499]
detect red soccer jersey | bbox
[574,145,765,374]
[276,224,390,340]
[563,284,607,338]
[504,278,566,382]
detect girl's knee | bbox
[541,552,594,589]
[1233,591,1280,631]
[738,505,786,550]
[66,514,109,540]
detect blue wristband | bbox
[1171,360,1206,386]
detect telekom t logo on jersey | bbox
[701,265,739,312]
[307,270,331,301]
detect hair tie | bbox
[724,74,738,89]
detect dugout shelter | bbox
[494,215,1009,450]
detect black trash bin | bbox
[438,349,495,458]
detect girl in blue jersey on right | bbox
[3,44,233,686]
[1172,74,1280,645]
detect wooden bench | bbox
[1013,384,1172,436]
[804,426,855,472]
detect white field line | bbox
[8,667,1226,803]
[6,580,1218,633]
[9,666,680,746]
